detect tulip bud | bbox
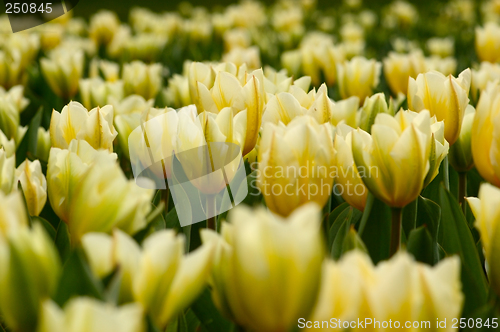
[471,62,500,102]
[201,203,324,332]
[0,51,24,89]
[424,115,450,187]
[38,298,144,332]
[15,159,47,216]
[0,85,29,112]
[424,55,457,76]
[337,56,382,102]
[408,69,471,145]
[330,96,359,127]
[0,190,29,236]
[47,140,117,222]
[449,105,475,172]
[163,73,191,109]
[0,148,15,195]
[123,61,163,100]
[79,77,124,109]
[383,50,426,96]
[357,93,393,133]
[40,49,84,99]
[475,22,500,63]
[89,10,120,46]
[36,127,51,162]
[471,81,500,186]
[258,116,334,217]
[0,223,61,332]
[0,97,21,141]
[50,101,118,152]
[0,129,15,158]
[352,110,432,208]
[89,59,120,82]
[222,46,261,70]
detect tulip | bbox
[223,28,251,51]
[357,93,394,133]
[38,298,144,332]
[468,184,500,299]
[309,250,462,332]
[89,10,120,46]
[222,46,261,70]
[0,129,15,158]
[475,22,500,63]
[0,97,21,141]
[408,68,471,145]
[471,62,500,102]
[79,77,124,109]
[424,114,450,187]
[424,55,457,76]
[47,140,117,222]
[262,66,311,99]
[89,59,120,82]
[333,124,368,211]
[0,190,28,236]
[0,51,25,89]
[427,37,455,58]
[471,81,500,187]
[15,160,47,216]
[122,61,163,100]
[40,49,84,99]
[201,203,324,332]
[450,105,475,173]
[0,148,15,195]
[0,223,61,332]
[50,101,118,152]
[257,116,334,217]
[383,50,427,96]
[337,56,382,102]
[36,127,51,162]
[163,73,191,109]
[330,96,359,127]
[0,85,29,113]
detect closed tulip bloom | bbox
[449,105,475,172]
[89,10,120,46]
[0,148,15,195]
[0,191,28,236]
[36,127,51,162]
[0,51,24,89]
[330,96,359,127]
[0,223,61,332]
[352,110,432,208]
[0,130,15,158]
[15,160,47,216]
[0,85,29,113]
[258,116,334,217]
[47,140,117,222]
[38,298,144,332]
[337,56,382,101]
[0,98,21,141]
[383,50,427,96]
[79,77,124,109]
[471,81,500,186]
[427,37,455,58]
[334,124,368,211]
[468,184,500,299]
[408,68,471,145]
[471,62,500,102]
[476,22,500,63]
[424,55,457,76]
[425,115,450,187]
[357,93,394,133]
[50,101,118,152]
[40,49,84,99]
[201,203,324,332]
[163,73,191,109]
[122,61,163,100]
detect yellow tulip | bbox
[383,50,427,96]
[471,62,500,102]
[50,101,118,152]
[79,77,124,109]
[0,51,25,89]
[351,110,432,208]
[407,68,471,145]
[257,115,334,217]
[163,73,191,109]
[89,58,121,82]
[0,148,15,195]
[449,105,475,172]
[200,203,324,332]
[38,297,144,332]
[36,127,51,162]
[0,190,29,236]
[122,61,163,100]
[467,183,500,299]
[475,22,500,63]
[89,10,120,46]
[471,81,500,187]
[425,114,450,187]
[330,96,359,127]
[222,46,261,70]
[337,56,382,102]
[427,37,455,58]
[424,55,457,76]
[15,159,47,216]
[262,66,311,100]
[0,223,61,332]
[0,129,15,158]
[40,49,84,99]
[357,93,394,133]
[334,124,368,211]
[0,97,21,141]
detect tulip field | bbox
[2,0,500,331]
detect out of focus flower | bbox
[126,33,168,63]
[352,110,433,208]
[330,96,359,127]
[424,55,457,76]
[89,59,120,82]
[408,69,471,145]
[223,28,251,51]
[383,0,418,29]
[391,37,419,53]
[38,24,64,51]
[427,37,455,58]
[0,130,15,157]
[15,160,47,216]
[201,203,324,332]
[40,49,84,99]
[450,105,475,172]
[258,116,334,217]
[383,50,427,96]
[89,10,120,46]
[36,128,51,162]
[163,74,191,109]
[50,101,118,152]
[0,51,24,89]
[471,81,500,187]
[476,22,500,63]
[0,190,29,236]
[79,77,124,109]
[471,62,500,101]
[0,96,21,141]
[0,223,60,332]
[0,148,15,194]
[222,46,261,70]
[226,0,267,28]
[38,298,144,332]
[337,56,381,101]
[122,61,163,100]
[357,93,394,133]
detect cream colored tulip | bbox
[357,93,394,133]
[0,130,15,158]
[0,148,14,195]
[337,56,382,101]
[471,62,500,101]
[0,190,28,236]
[222,46,261,70]
[408,68,471,145]
[0,223,61,332]
[163,73,191,109]
[122,61,163,100]
[47,140,117,222]
[0,97,21,141]
[89,10,120,46]
[471,81,500,186]
[89,59,120,82]
[0,50,25,89]
[36,127,51,162]
[258,116,334,217]
[201,203,324,332]
[79,77,124,109]
[425,115,450,187]
[50,101,118,152]
[449,105,475,172]
[40,49,84,99]
[351,110,432,208]
[383,50,427,96]
[330,96,359,127]
[15,160,47,216]
[0,85,29,112]
[38,298,144,332]
[476,22,500,63]
[424,55,457,76]
[427,37,455,58]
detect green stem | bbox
[458,172,467,215]
[443,155,450,191]
[390,207,403,257]
[358,192,374,236]
[162,185,170,213]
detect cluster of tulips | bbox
[2,0,500,331]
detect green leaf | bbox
[359,196,392,264]
[190,288,233,332]
[341,226,368,256]
[407,226,435,265]
[438,185,488,315]
[104,270,122,306]
[54,220,71,264]
[327,202,350,232]
[15,106,43,166]
[329,207,362,260]
[33,216,56,240]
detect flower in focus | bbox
[407,69,471,145]
[201,203,324,332]
[50,101,118,152]
[337,56,382,102]
[383,50,427,96]
[15,159,47,216]
[122,61,163,100]
[258,116,334,217]
[475,22,500,63]
[40,49,84,99]
[449,105,475,172]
